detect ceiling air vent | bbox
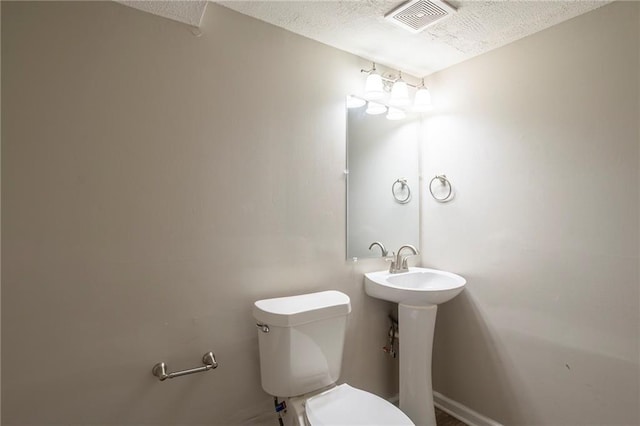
[384,0,457,34]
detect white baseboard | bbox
[387,392,501,426]
[433,391,503,426]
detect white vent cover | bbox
[384,0,457,34]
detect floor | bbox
[436,407,467,426]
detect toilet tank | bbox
[253,290,351,397]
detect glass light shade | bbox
[346,95,366,109]
[364,73,384,100]
[388,80,410,106]
[413,87,432,112]
[365,101,387,115]
[386,107,406,121]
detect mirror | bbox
[346,105,420,259]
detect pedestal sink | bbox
[365,267,466,426]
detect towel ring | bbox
[429,175,453,203]
[392,178,411,204]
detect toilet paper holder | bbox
[152,351,218,381]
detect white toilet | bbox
[253,290,414,426]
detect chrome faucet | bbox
[390,244,419,273]
[368,241,389,257]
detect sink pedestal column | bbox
[399,303,438,426]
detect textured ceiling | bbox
[116,1,612,78]
[217,0,612,77]
[116,1,208,27]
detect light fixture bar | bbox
[355,63,434,117]
[360,64,424,89]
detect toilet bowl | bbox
[289,383,413,426]
[253,290,414,426]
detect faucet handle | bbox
[401,254,418,270]
[385,251,397,273]
[396,245,419,273]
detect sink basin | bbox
[365,267,466,306]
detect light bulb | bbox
[346,95,366,108]
[386,107,406,120]
[364,73,384,100]
[389,80,410,106]
[365,102,387,115]
[413,87,432,112]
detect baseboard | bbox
[433,391,503,426]
[387,392,501,426]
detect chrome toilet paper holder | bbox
[152,351,218,381]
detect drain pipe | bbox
[383,315,399,358]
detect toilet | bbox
[253,290,414,426]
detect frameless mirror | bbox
[346,104,420,259]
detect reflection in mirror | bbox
[346,104,420,259]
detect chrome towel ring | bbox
[392,178,411,204]
[429,174,453,203]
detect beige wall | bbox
[423,2,640,425]
[1,2,399,424]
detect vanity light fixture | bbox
[413,79,433,112]
[386,107,406,120]
[346,95,367,108]
[365,101,387,115]
[363,63,385,100]
[388,71,410,107]
[358,62,433,115]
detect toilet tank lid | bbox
[253,290,351,327]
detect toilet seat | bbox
[305,384,414,425]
